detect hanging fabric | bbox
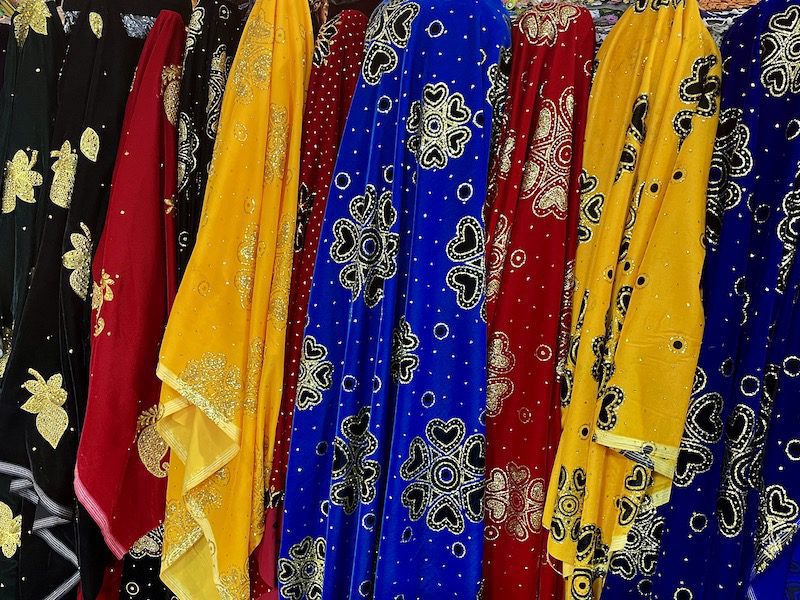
[253,6,372,596]
[482,3,594,598]
[542,0,720,596]
[154,0,312,594]
[175,0,243,281]
[278,0,509,596]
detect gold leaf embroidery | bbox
[135,406,168,478]
[20,368,69,449]
[50,140,78,209]
[2,149,43,213]
[234,223,258,309]
[487,331,515,417]
[161,64,181,126]
[62,222,92,299]
[243,338,264,415]
[89,11,102,38]
[80,127,100,162]
[0,501,21,559]
[185,468,229,518]
[177,353,242,427]
[129,526,163,559]
[217,567,250,600]
[163,500,202,568]
[263,105,288,182]
[231,11,274,104]
[13,0,50,46]
[268,221,292,327]
[91,269,114,337]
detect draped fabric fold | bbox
[542,0,720,596]
[278,0,510,596]
[481,4,594,598]
[253,8,370,596]
[73,9,185,559]
[155,0,312,595]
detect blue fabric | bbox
[278,0,510,598]
[601,2,800,599]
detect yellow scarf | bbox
[155,0,311,596]
[543,0,720,597]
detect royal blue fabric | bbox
[278,0,510,597]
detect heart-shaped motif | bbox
[426,418,465,453]
[400,437,429,479]
[401,482,430,521]
[428,496,465,533]
[624,465,649,492]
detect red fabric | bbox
[250,9,370,598]
[482,5,594,599]
[74,11,184,558]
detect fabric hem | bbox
[73,467,128,559]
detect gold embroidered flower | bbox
[62,222,92,299]
[0,501,21,558]
[135,406,168,478]
[13,0,50,46]
[20,368,69,449]
[2,149,43,213]
[91,269,114,337]
[50,140,78,209]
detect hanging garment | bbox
[119,525,178,600]
[0,2,187,598]
[175,0,243,281]
[541,0,720,596]
[278,0,510,597]
[253,7,370,596]
[73,8,185,558]
[154,0,312,595]
[481,3,593,599]
[599,1,800,598]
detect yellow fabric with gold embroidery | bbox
[155,0,311,596]
[542,0,720,597]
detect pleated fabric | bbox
[253,8,370,596]
[278,0,510,597]
[481,4,594,599]
[541,0,720,597]
[154,0,312,595]
[0,2,187,597]
[600,1,800,598]
[73,9,185,559]
[175,0,243,281]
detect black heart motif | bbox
[767,485,799,519]
[462,434,486,473]
[350,185,376,223]
[344,408,371,438]
[363,46,396,85]
[447,268,482,310]
[616,496,637,526]
[445,128,471,156]
[686,392,723,442]
[674,441,712,487]
[770,6,800,32]
[423,82,449,106]
[400,438,429,479]
[641,550,659,575]
[582,193,604,223]
[461,481,485,522]
[387,3,419,46]
[428,497,464,533]
[447,216,482,260]
[616,286,632,316]
[573,468,587,491]
[331,482,357,513]
[446,95,471,124]
[401,483,429,521]
[576,525,598,559]
[630,95,648,143]
[550,518,566,541]
[716,490,743,535]
[331,439,349,474]
[303,336,327,361]
[624,465,649,492]
[312,362,333,390]
[726,404,755,448]
[426,418,465,453]
[331,220,358,260]
[610,554,635,579]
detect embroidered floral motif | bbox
[362,0,419,85]
[485,214,511,304]
[406,82,473,170]
[674,367,723,487]
[486,331,514,417]
[486,47,511,151]
[331,407,380,514]
[264,104,289,182]
[269,221,293,326]
[296,335,334,410]
[609,494,664,580]
[217,568,250,600]
[62,222,92,300]
[50,140,78,209]
[760,6,800,97]
[185,5,204,53]
[2,149,43,213]
[243,338,265,415]
[91,269,115,337]
[129,525,164,559]
[13,0,50,46]
[313,13,339,67]
[549,466,586,542]
[277,536,326,600]
[485,461,545,542]
[400,418,485,534]
[446,215,485,311]
[135,406,168,478]
[232,10,274,103]
[391,316,420,384]
[0,502,21,559]
[234,223,258,308]
[518,2,581,46]
[577,170,604,243]
[20,368,69,449]
[295,182,314,251]
[176,352,242,427]
[673,54,720,147]
[206,44,231,138]
[330,183,399,307]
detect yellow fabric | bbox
[155,0,312,596]
[542,0,720,597]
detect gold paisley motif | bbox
[80,127,100,162]
[91,269,114,337]
[2,149,43,213]
[89,11,102,38]
[0,502,21,559]
[13,0,50,46]
[135,406,169,478]
[20,368,69,449]
[62,222,92,299]
[263,105,288,182]
[161,64,181,126]
[50,140,78,209]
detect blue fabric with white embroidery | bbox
[600,1,800,599]
[277,0,509,597]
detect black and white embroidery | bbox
[486,46,511,152]
[362,0,419,85]
[673,55,720,146]
[777,169,800,293]
[391,317,420,384]
[406,82,473,170]
[716,403,757,537]
[330,183,399,307]
[755,484,800,572]
[609,495,664,580]
[313,14,339,68]
[277,536,326,600]
[596,385,624,431]
[295,182,315,251]
[177,113,199,194]
[445,216,485,310]
[206,44,232,139]
[331,407,380,514]
[674,368,723,488]
[578,170,604,243]
[400,418,485,534]
[296,335,334,410]
[760,6,800,97]
[549,466,586,543]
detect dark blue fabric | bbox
[278,0,510,597]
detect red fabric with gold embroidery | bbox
[73,11,185,558]
[482,4,594,598]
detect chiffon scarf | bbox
[278,0,509,597]
[154,0,312,596]
[542,0,720,596]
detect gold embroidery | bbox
[129,526,163,559]
[2,149,43,213]
[161,64,181,126]
[91,269,114,337]
[244,338,264,415]
[217,568,250,600]
[80,127,100,162]
[20,368,69,449]
[485,462,545,542]
[13,0,50,46]
[268,221,292,327]
[62,222,92,300]
[487,331,515,417]
[264,105,288,182]
[486,215,511,304]
[50,140,78,209]
[233,121,248,142]
[232,10,274,104]
[164,197,175,214]
[177,353,242,426]
[163,500,202,568]
[89,11,102,38]
[234,223,258,309]
[0,502,21,558]
[135,406,169,478]
[0,327,12,378]
[185,468,229,518]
